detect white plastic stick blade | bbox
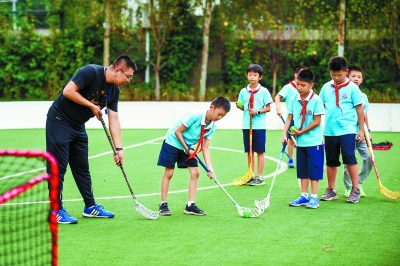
[237,206,264,218]
[135,202,160,220]
[254,195,270,210]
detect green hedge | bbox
[1,1,399,102]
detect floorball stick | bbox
[364,123,400,200]
[280,116,297,146]
[100,117,160,219]
[233,114,254,185]
[254,142,287,210]
[196,155,263,218]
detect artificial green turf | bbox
[0,129,399,265]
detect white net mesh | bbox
[254,195,270,211]
[135,202,160,220]
[237,205,264,218]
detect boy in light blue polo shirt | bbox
[343,66,372,198]
[319,56,365,204]
[282,69,325,209]
[157,96,231,216]
[275,65,307,168]
[236,64,273,186]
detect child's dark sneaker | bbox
[249,176,265,186]
[184,203,206,216]
[159,202,172,216]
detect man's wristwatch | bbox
[257,110,261,115]
[116,148,123,151]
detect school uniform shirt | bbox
[361,92,370,115]
[164,110,216,151]
[238,85,273,129]
[356,91,371,133]
[287,90,325,147]
[319,79,363,136]
[47,64,120,130]
[278,81,298,117]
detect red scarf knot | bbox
[330,80,350,114]
[298,91,315,130]
[186,125,210,161]
[246,84,261,110]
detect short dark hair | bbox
[348,65,363,74]
[247,64,263,76]
[328,56,348,71]
[297,69,315,83]
[292,65,307,79]
[211,96,231,112]
[113,55,137,71]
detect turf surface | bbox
[0,129,399,265]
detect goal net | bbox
[0,150,58,266]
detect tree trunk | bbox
[155,70,160,100]
[155,50,161,100]
[199,0,212,101]
[338,0,345,56]
[272,68,277,97]
[103,0,110,66]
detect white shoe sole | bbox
[183,210,206,216]
[82,213,114,218]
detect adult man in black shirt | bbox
[46,55,137,224]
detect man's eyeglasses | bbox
[116,67,133,81]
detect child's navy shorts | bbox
[242,129,266,153]
[157,141,198,169]
[296,144,324,180]
[324,134,357,167]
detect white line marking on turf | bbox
[149,142,289,177]
[0,137,165,181]
[1,136,289,205]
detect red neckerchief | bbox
[290,81,297,88]
[186,125,210,161]
[330,79,350,114]
[298,90,315,130]
[246,84,261,109]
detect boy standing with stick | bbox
[319,56,365,204]
[283,70,325,208]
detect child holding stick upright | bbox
[236,64,273,186]
[283,70,325,208]
[343,66,372,198]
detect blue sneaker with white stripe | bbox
[82,204,114,218]
[289,196,309,207]
[57,208,78,224]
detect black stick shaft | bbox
[100,117,137,201]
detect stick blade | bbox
[379,181,400,200]
[135,202,160,220]
[237,206,264,218]
[254,196,270,210]
[232,169,253,186]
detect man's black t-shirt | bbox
[47,65,120,130]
